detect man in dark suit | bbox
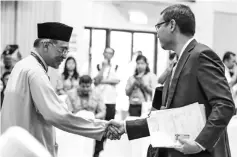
[107,4,235,157]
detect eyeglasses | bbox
[50,43,69,56]
[155,21,169,31]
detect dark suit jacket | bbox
[125,40,235,157]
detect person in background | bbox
[56,56,79,95]
[222,51,237,87]
[66,75,106,119]
[222,51,237,110]
[125,54,157,117]
[127,50,143,75]
[115,50,143,120]
[0,45,22,76]
[93,47,120,157]
[0,71,11,108]
[158,52,178,85]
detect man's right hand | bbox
[106,120,125,140]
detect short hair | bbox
[33,39,42,47]
[223,51,236,62]
[79,75,92,84]
[161,4,195,36]
[104,47,115,54]
[33,38,57,48]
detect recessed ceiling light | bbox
[129,11,148,25]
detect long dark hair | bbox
[134,55,150,76]
[62,56,79,80]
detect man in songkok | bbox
[1,22,120,157]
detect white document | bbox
[147,102,206,148]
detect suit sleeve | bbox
[126,118,150,140]
[29,72,107,141]
[196,50,235,151]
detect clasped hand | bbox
[104,120,125,140]
[133,78,146,89]
[104,120,203,155]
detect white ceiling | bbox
[110,1,170,26]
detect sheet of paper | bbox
[147,102,206,148]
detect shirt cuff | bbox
[124,121,127,133]
[195,141,206,150]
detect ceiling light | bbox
[129,11,148,25]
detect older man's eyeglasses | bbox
[50,43,69,56]
[155,21,169,31]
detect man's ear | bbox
[170,19,176,33]
[42,42,49,52]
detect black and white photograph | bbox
[0,0,237,157]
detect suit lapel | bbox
[165,39,197,108]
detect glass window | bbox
[110,31,132,67]
[110,31,132,111]
[79,29,91,75]
[90,29,106,77]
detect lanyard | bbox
[31,52,47,72]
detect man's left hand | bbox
[174,138,202,155]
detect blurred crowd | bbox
[0,45,22,105]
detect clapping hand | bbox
[138,79,147,89]
[105,120,125,140]
[133,79,141,87]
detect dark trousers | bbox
[129,104,142,117]
[93,104,116,157]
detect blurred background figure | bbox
[66,75,106,119]
[0,45,22,76]
[1,71,11,108]
[158,52,178,85]
[93,47,120,157]
[56,56,80,95]
[125,55,157,117]
[127,50,143,75]
[0,126,52,157]
[223,51,237,86]
[115,50,143,120]
[222,51,237,109]
[65,75,106,157]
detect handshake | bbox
[104,120,126,140]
